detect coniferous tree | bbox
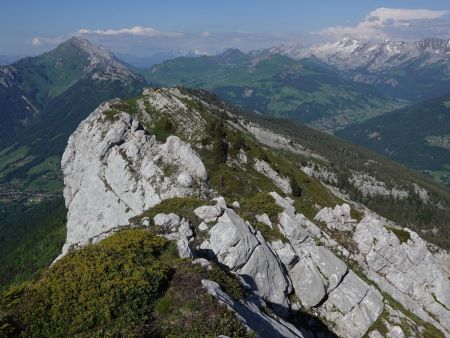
[290,175,302,197]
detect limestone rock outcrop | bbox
[200,209,291,310]
[200,193,384,337]
[314,203,357,231]
[354,215,450,335]
[270,193,384,338]
[254,159,292,194]
[61,101,209,254]
[153,213,195,258]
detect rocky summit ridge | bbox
[60,36,142,81]
[59,87,450,337]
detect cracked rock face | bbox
[354,216,450,335]
[201,209,291,309]
[318,271,384,338]
[270,193,384,337]
[254,159,292,195]
[61,102,209,254]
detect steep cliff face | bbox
[59,87,450,337]
[61,98,209,253]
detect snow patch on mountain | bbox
[269,36,450,73]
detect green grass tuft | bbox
[239,192,283,222]
[385,226,411,244]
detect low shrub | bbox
[207,266,245,300]
[0,228,249,337]
[239,192,283,222]
[153,266,247,338]
[0,229,170,337]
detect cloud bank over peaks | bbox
[316,7,449,41]
[31,26,310,56]
[77,26,184,38]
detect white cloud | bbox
[31,36,66,47]
[316,7,449,41]
[77,26,184,38]
[29,26,312,55]
[31,37,43,46]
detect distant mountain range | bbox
[144,48,404,131]
[0,37,146,213]
[116,50,208,69]
[270,36,450,71]
[268,36,450,101]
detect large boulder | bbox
[203,209,260,270]
[318,271,384,338]
[314,204,356,232]
[290,258,327,307]
[237,232,292,308]
[194,205,223,223]
[201,209,291,309]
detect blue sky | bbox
[1,0,450,55]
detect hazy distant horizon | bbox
[1,0,450,56]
